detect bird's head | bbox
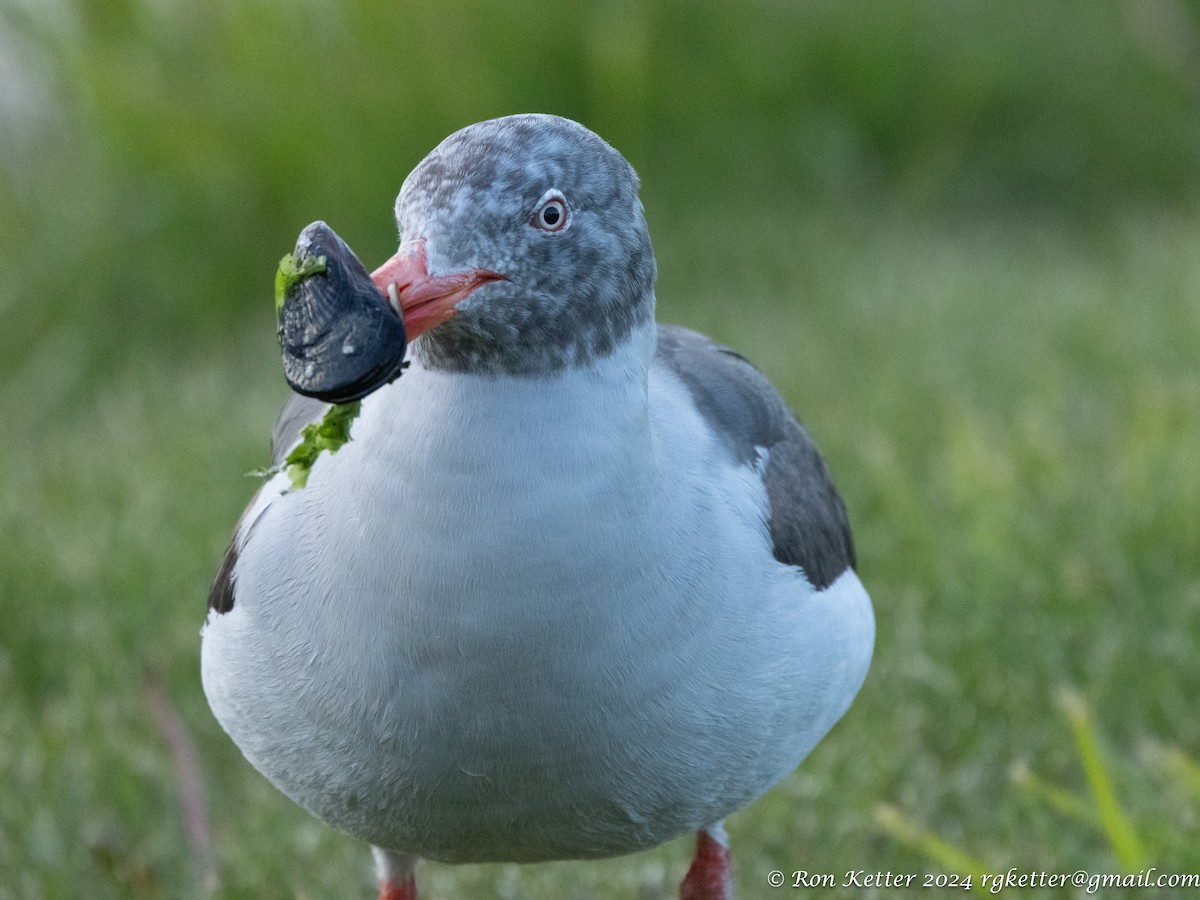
[371,114,656,375]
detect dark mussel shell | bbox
[278,221,407,403]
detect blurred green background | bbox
[2,0,1198,897]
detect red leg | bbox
[373,847,418,900]
[379,873,417,900]
[679,825,733,900]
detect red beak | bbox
[370,239,504,339]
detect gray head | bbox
[372,115,657,376]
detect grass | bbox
[2,200,1198,898]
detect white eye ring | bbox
[531,190,569,233]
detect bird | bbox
[201,113,875,900]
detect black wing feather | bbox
[207,392,328,613]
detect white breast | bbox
[201,330,874,863]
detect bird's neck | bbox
[355,321,658,483]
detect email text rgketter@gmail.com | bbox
[766,866,1200,893]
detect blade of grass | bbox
[145,668,219,896]
[1057,688,1146,870]
[1009,761,1097,826]
[873,804,989,877]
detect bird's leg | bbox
[679,823,733,900]
[372,846,418,900]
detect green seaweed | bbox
[252,401,362,490]
[274,251,328,317]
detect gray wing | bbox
[655,324,856,590]
[207,392,328,613]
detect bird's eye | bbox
[531,191,569,233]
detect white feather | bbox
[201,322,873,863]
